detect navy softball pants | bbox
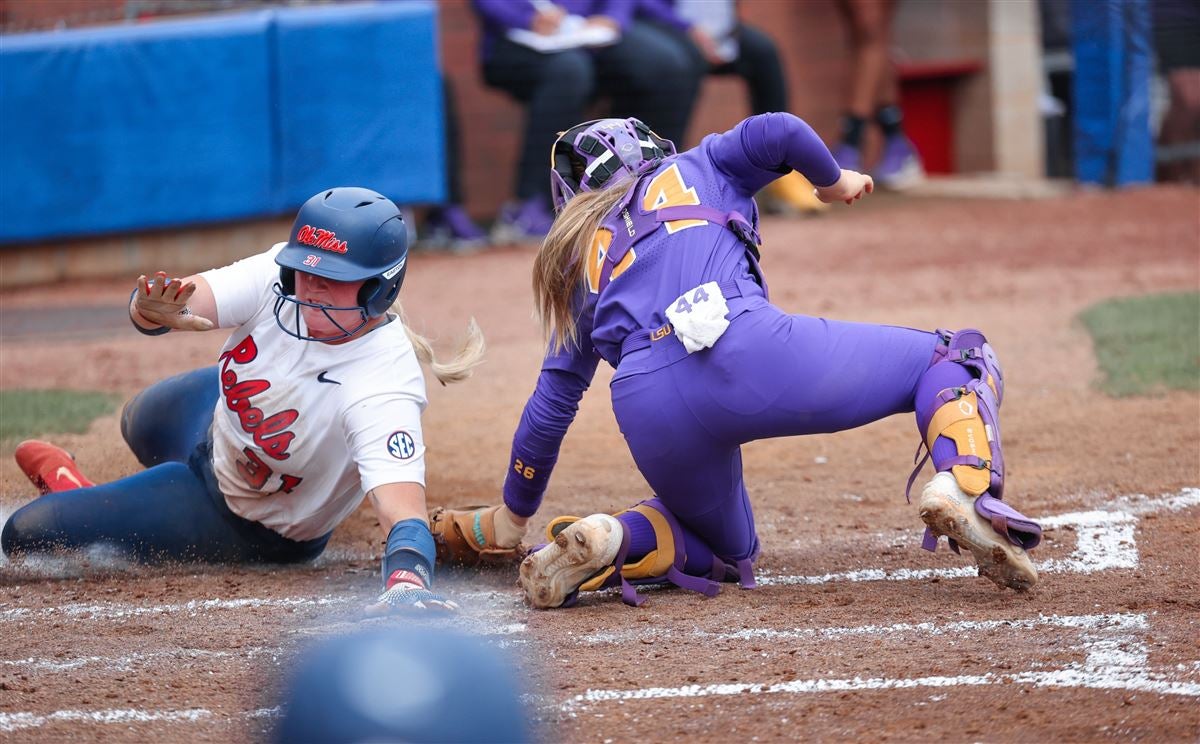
[1,367,328,563]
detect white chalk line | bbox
[757,487,1198,587]
[581,611,1145,646]
[0,706,280,735]
[562,612,1200,712]
[0,646,281,674]
[2,488,1193,623]
[1,490,1196,732]
[0,595,351,622]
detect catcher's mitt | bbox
[429,504,526,567]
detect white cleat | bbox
[919,472,1038,591]
[519,514,623,609]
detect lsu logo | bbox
[387,431,417,460]
[296,225,348,254]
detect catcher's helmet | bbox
[550,117,676,211]
[273,187,408,341]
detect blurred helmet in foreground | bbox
[273,627,532,743]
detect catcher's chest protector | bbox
[594,171,768,297]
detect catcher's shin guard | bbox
[909,329,1042,560]
[909,328,1006,501]
[543,500,755,607]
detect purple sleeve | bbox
[502,366,597,518]
[472,0,536,31]
[591,0,636,31]
[636,0,690,30]
[704,113,842,197]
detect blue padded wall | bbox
[0,14,275,242]
[273,3,446,210]
[0,2,444,244]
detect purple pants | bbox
[611,304,950,562]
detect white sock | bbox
[492,505,528,548]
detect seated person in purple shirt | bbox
[471,0,700,242]
[441,114,1043,609]
[635,0,828,213]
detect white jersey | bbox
[200,244,427,541]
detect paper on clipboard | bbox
[506,12,619,53]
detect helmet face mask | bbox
[273,187,408,342]
[550,118,676,212]
[271,283,372,343]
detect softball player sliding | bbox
[440,114,1043,608]
[3,187,482,614]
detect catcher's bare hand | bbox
[814,168,875,205]
[365,581,460,616]
[134,271,213,331]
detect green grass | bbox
[0,389,121,449]
[1079,291,1200,397]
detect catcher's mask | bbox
[273,187,408,342]
[550,117,676,212]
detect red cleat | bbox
[14,440,96,495]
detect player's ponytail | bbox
[533,177,634,353]
[392,303,485,385]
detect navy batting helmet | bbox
[272,628,532,744]
[550,118,676,211]
[273,187,408,341]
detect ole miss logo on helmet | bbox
[297,225,348,254]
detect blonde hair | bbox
[533,178,634,353]
[391,302,485,385]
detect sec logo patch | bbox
[387,431,416,460]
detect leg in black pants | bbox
[482,40,595,204]
[593,20,702,147]
[720,24,788,115]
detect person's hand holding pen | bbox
[531,0,565,35]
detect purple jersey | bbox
[503,113,840,516]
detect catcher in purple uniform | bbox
[432,114,1043,608]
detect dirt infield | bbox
[1,187,1198,742]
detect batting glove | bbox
[365,570,459,616]
[132,271,214,332]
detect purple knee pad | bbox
[932,328,1005,405]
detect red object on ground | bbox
[896,60,985,174]
[14,440,96,494]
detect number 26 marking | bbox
[513,458,536,480]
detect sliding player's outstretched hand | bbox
[134,271,213,331]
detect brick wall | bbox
[439,0,857,220]
[439,0,1010,220]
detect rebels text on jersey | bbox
[200,246,427,542]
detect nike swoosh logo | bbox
[55,466,83,489]
[317,371,341,385]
